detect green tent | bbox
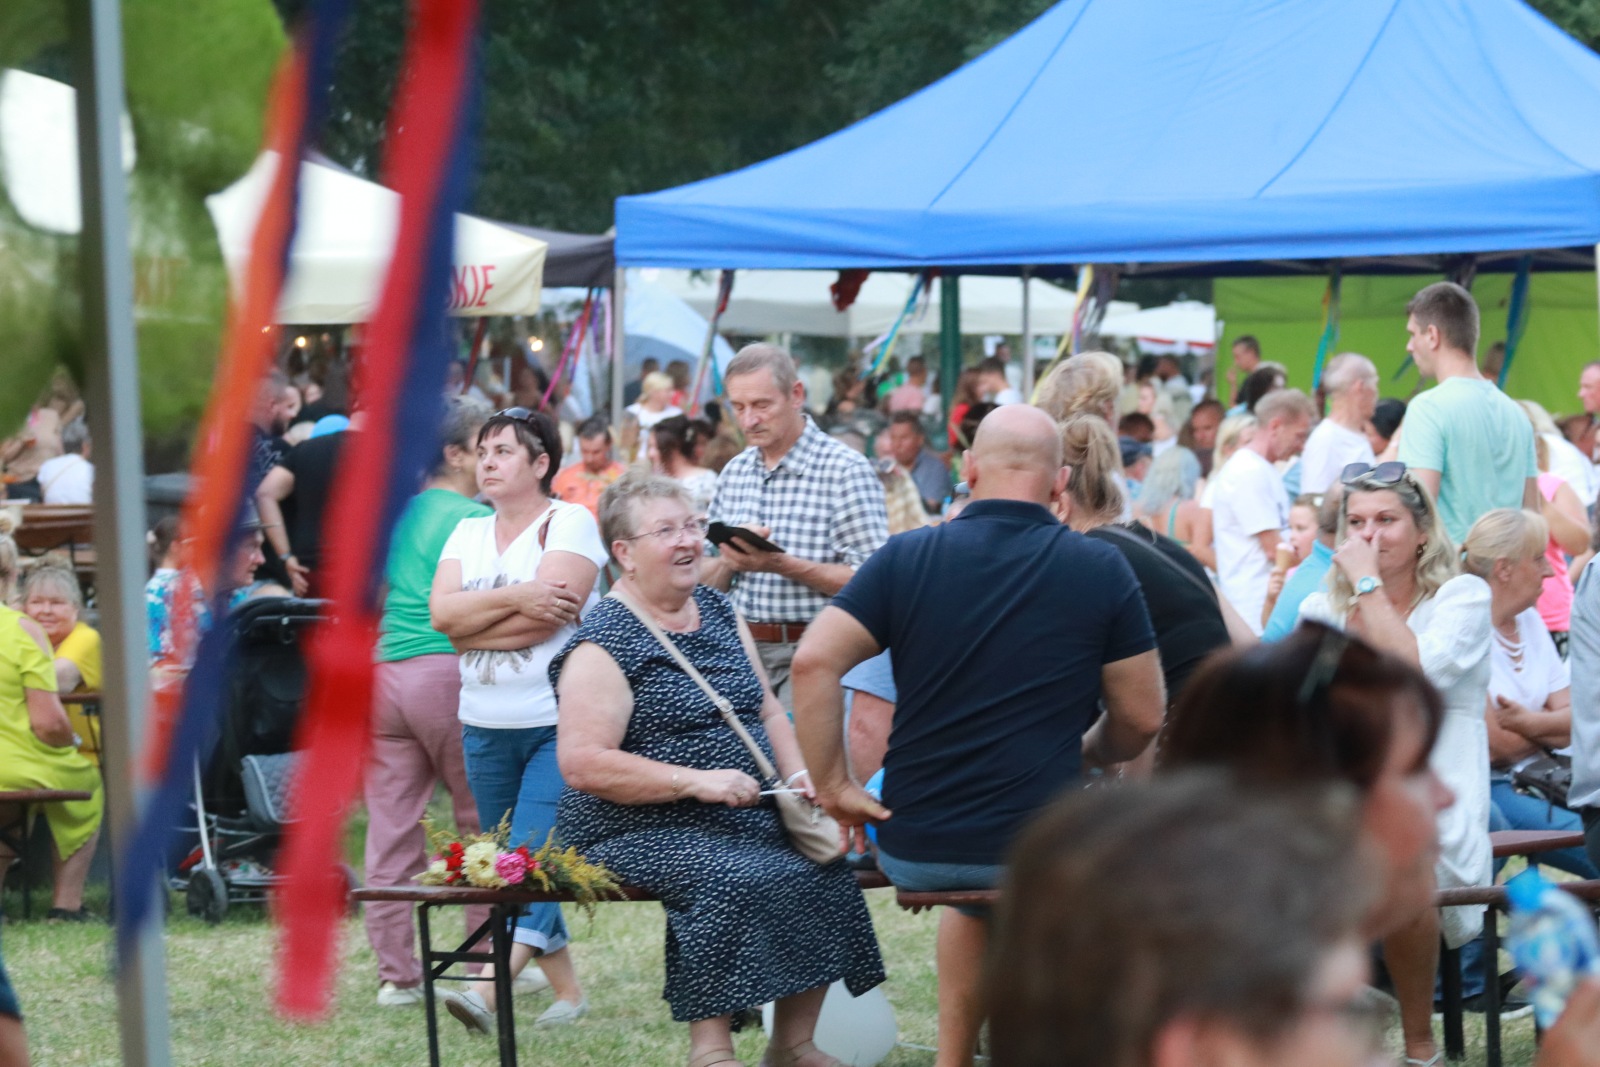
[1213,272,1600,417]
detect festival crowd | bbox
[12,281,1600,1067]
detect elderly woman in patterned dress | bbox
[553,471,884,1067]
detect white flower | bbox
[417,858,452,886]
[463,841,506,887]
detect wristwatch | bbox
[1355,575,1384,597]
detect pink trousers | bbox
[363,654,486,987]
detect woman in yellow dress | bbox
[0,535,102,920]
[20,563,101,764]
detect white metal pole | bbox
[611,267,626,431]
[1021,266,1035,401]
[68,1,171,1064]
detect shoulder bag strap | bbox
[607,589,780,783]
[1091,522,1219,605]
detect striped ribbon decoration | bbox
[115,0,351,960]
[274,0,484,1018]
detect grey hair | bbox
[1321,353,1377,397]
[597,469,695,561]
[61,418,90,455]
[724,342,799,394]
[20,562,83,611]
[1254,387,1317,426]
[1136,446,1201,516]
[0,533,16,599]
[431,395,490,477]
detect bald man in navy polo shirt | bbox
[792,404,1164,1067]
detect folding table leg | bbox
[420,904,442,1067]
[1440,941,1464,1060]
[490,904,518,1067]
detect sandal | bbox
[689,1049,745,1067]
[1405,1055,1443,1067]
[758,1040,844,1067]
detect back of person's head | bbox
[1518,399,1559,438]
[1461,508,1547,581]
[1117,412,1155,442]
[1058,414,1125,525]
[1253,387,1316,428]
[476,407,563,495]
[954,367,984,406]
[651,414,702,465]
[1406,282,1479,355]
[1240,363,1289,412]
[0,532,16,600]
[664,359,691,390]
[955,401,997,449]
[432,395,490,477]
[1322,353,1376,397]
[989,772,1368,1067]
[1035,351,1122,422]
[639,357,660,378]
[639,371,675,398]
[1316,485,1343,538]
[150,515,181,573]
[1136,446,1201,516]
[61,417,89,456]
[724,342,799,393]
[1369,397,1406,442]
[1214,413,1258,462]
[967,405,1064,504]
[1160,621,1443,792]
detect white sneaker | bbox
[440,989,495,1036]
[534,997,589,1027]
[376,982,424,1007]
[514,967,552,996]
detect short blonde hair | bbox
[1214,414,1258,464]
[1461,508,1548,580]
[1036,351,1122,422]
[640,371,675,397]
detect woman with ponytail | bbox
[648,415,718,514]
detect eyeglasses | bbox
[622,518,708,544]
[1340,461,1407,487]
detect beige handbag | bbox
[609,590,844,864]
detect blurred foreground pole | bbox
[611,267,626,432]
[939,274,962,422]
[68,0,172,1064]
[1020,267,1034,401]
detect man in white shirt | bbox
[1299,353,1378,494]
[978,357,1023,406]
[1211,388,1316,634]
[37,419,93,505]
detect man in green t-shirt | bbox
[1397,282,1538,546]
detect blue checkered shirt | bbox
[708,417,889,623]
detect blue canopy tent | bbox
[616,0,1600,273]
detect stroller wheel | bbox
[186,868,229,924]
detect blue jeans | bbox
[876,848,1004,919]
[1490,780,1598,879]
[461,724,569,953]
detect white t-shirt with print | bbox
[1299,418,1375,496]
[439,500,608,729]
[1211,447,1288,635]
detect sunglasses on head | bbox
[1340,460,1407,487]
[494,406,537,423]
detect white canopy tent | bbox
[207,152,547,323]
[1096,300,1220,356]
[644,267,1100,339]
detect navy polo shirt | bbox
[831,498,1155,865]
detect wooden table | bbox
[0,788,94,919]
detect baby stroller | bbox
[173,596,324,923]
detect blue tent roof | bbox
[616,0,1600,273]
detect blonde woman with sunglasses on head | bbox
[1296,461,1491,1067]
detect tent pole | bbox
[940,274,961,423]
[611,268,626,430]
[1021,267,1034,401]
[68,1,172,1064]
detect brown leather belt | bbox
[747,621,809,644]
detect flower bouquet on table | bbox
[416,816,622,915]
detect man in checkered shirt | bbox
[703,344,889,711]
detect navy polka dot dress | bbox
[551,586,885,1022]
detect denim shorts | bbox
[875,848,1004,919]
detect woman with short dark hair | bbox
[431,406,608,1033]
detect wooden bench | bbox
[0,788,95,919]
[350,869,892,1067]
